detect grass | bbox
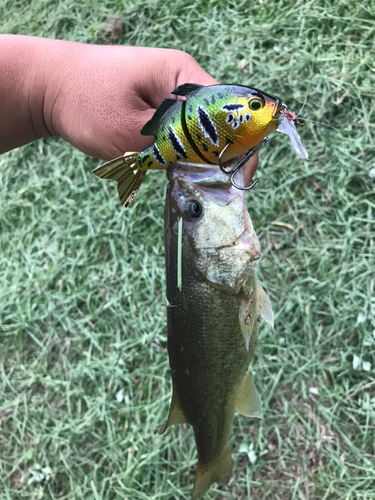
[1,0,375,498]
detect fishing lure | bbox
[93,83,307,207]
[93,84,279,206]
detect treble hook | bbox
[218,137,268,191]
[218,140,236,174]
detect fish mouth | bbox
[200,234,261,259]
[215,235,261,261]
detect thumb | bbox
[174,52,219,88]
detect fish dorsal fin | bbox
[257,283,274,328]
[235,371,262,419]
[141,98,177,136]
[171,83,203,97]
[157,391,189,434]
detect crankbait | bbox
[93,83,307,207]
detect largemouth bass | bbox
[161,160,274,498]
[92,83,307,207]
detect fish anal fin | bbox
[158,391,189,435]
[257,282,274,328]
[171,83,203,97]
[235,371,262,419]
[141,98,177,136]
[191,442,232,500]
[92,152,145,207]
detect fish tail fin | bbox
[191,442,232,500]
[92,152,145,208]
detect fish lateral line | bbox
[177,217,183,291]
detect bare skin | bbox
[0,35,258,182]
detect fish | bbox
[161,159,274,498]
[92,83,282,207]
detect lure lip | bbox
[276,110,309,159]
[277,103,305,126]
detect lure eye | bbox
[187,200,202,218]
[248,98,264,111]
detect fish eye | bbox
[187,200,202,218]
[248,98,264,111]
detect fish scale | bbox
[167,277,258,466]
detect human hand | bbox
[43,42,258,182]
[0,37,258,182]
[45,45,215,160]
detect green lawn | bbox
[1,1,374,499]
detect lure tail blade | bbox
[92,152,145,208]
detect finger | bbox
[175,55,218,88]
[242,153,259,186]
[136,50,218,109]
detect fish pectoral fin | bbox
[92,153,145,208]
[257,282,274,328]
[239,295,257,351]
[171,83,203,97]
[141,98,177,136]
[157,391,189,434]
[191,442,232,500]
[235,371,262,419]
